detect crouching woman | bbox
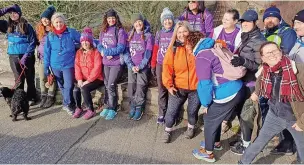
[189,32,244,163]
[73,27,103,120]
[240,41,304,164]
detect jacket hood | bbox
[193,38,215,56]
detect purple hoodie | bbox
[99,26,127,66]
[155,29,173,64]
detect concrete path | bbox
[0,71,297,164]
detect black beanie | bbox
[294,9,304,23]
[106,9,117,18]
[40,6,56,20]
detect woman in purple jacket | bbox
[98,9,127,120]
[36,6,57,108]
[179,1,214,37]
[124,13,154,121]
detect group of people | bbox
[0,1,304,164]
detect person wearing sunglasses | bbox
[179,1,214,37]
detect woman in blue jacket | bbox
[44,12,81,115]
[98,9,127,120]
[1,4,38,105]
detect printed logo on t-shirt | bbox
[130,41,145,57]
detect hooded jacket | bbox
[124,19,154,70]
[162,42,198,91]
[239,26,266,84]
[194,38,243,108]
[44,27,81,70]
[264,19,297,54]
[75,48,103,82]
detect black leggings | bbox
[73,80,103,111]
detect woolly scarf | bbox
[260,56,304,102]
[53,25,67,35]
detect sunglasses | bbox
[188,1,197,3]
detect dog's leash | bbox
[11,61,27,90]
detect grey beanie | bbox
[131,13,144,24]
[160,7,174,25]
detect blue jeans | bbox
[240,110,304,164]
[52,68,75,106]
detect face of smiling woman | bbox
[176,26,190,43]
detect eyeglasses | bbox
[263,49,281,58]
[188,1,197,3]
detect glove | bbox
[20,54,28,66]
[231,56,245,67]
[151,67,156,77]
[0,5,16,15]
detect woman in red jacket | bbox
[73,27,103,120]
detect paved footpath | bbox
[0,72,297,164]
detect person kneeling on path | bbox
[161,21,200,143]
[124,13,154,121]
[36,5,57,108]
[239,41,304,164]
[73,27,103,120]
[189,32,244,163]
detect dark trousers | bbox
[73,79,103,111]
[204,87,244,151]
[103,65,122,111]
[165,89,200,128]
[127,68,149,110]
[9,55,37,100]
[236,86,254,142]
[52,68,75,106]
[240,110,304,164]
[156,64,168,117]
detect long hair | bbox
[127,22,145,42]
[35,21,53,41]
[169,20,193,47]
[7,17,28,35]
[100,12,123,33]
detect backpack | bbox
[205,47,247,80]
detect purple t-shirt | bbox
[155,30,173,64]
[179,9,214,35]
[128,31,153,66]
[217,27,240,53]
[99,26,127,66]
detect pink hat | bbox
[80,27,93,44]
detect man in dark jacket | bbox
[262,5,298,156]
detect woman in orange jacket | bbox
[162,21,200,143]
[73,27,103,120]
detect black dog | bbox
[0,87,31,121]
